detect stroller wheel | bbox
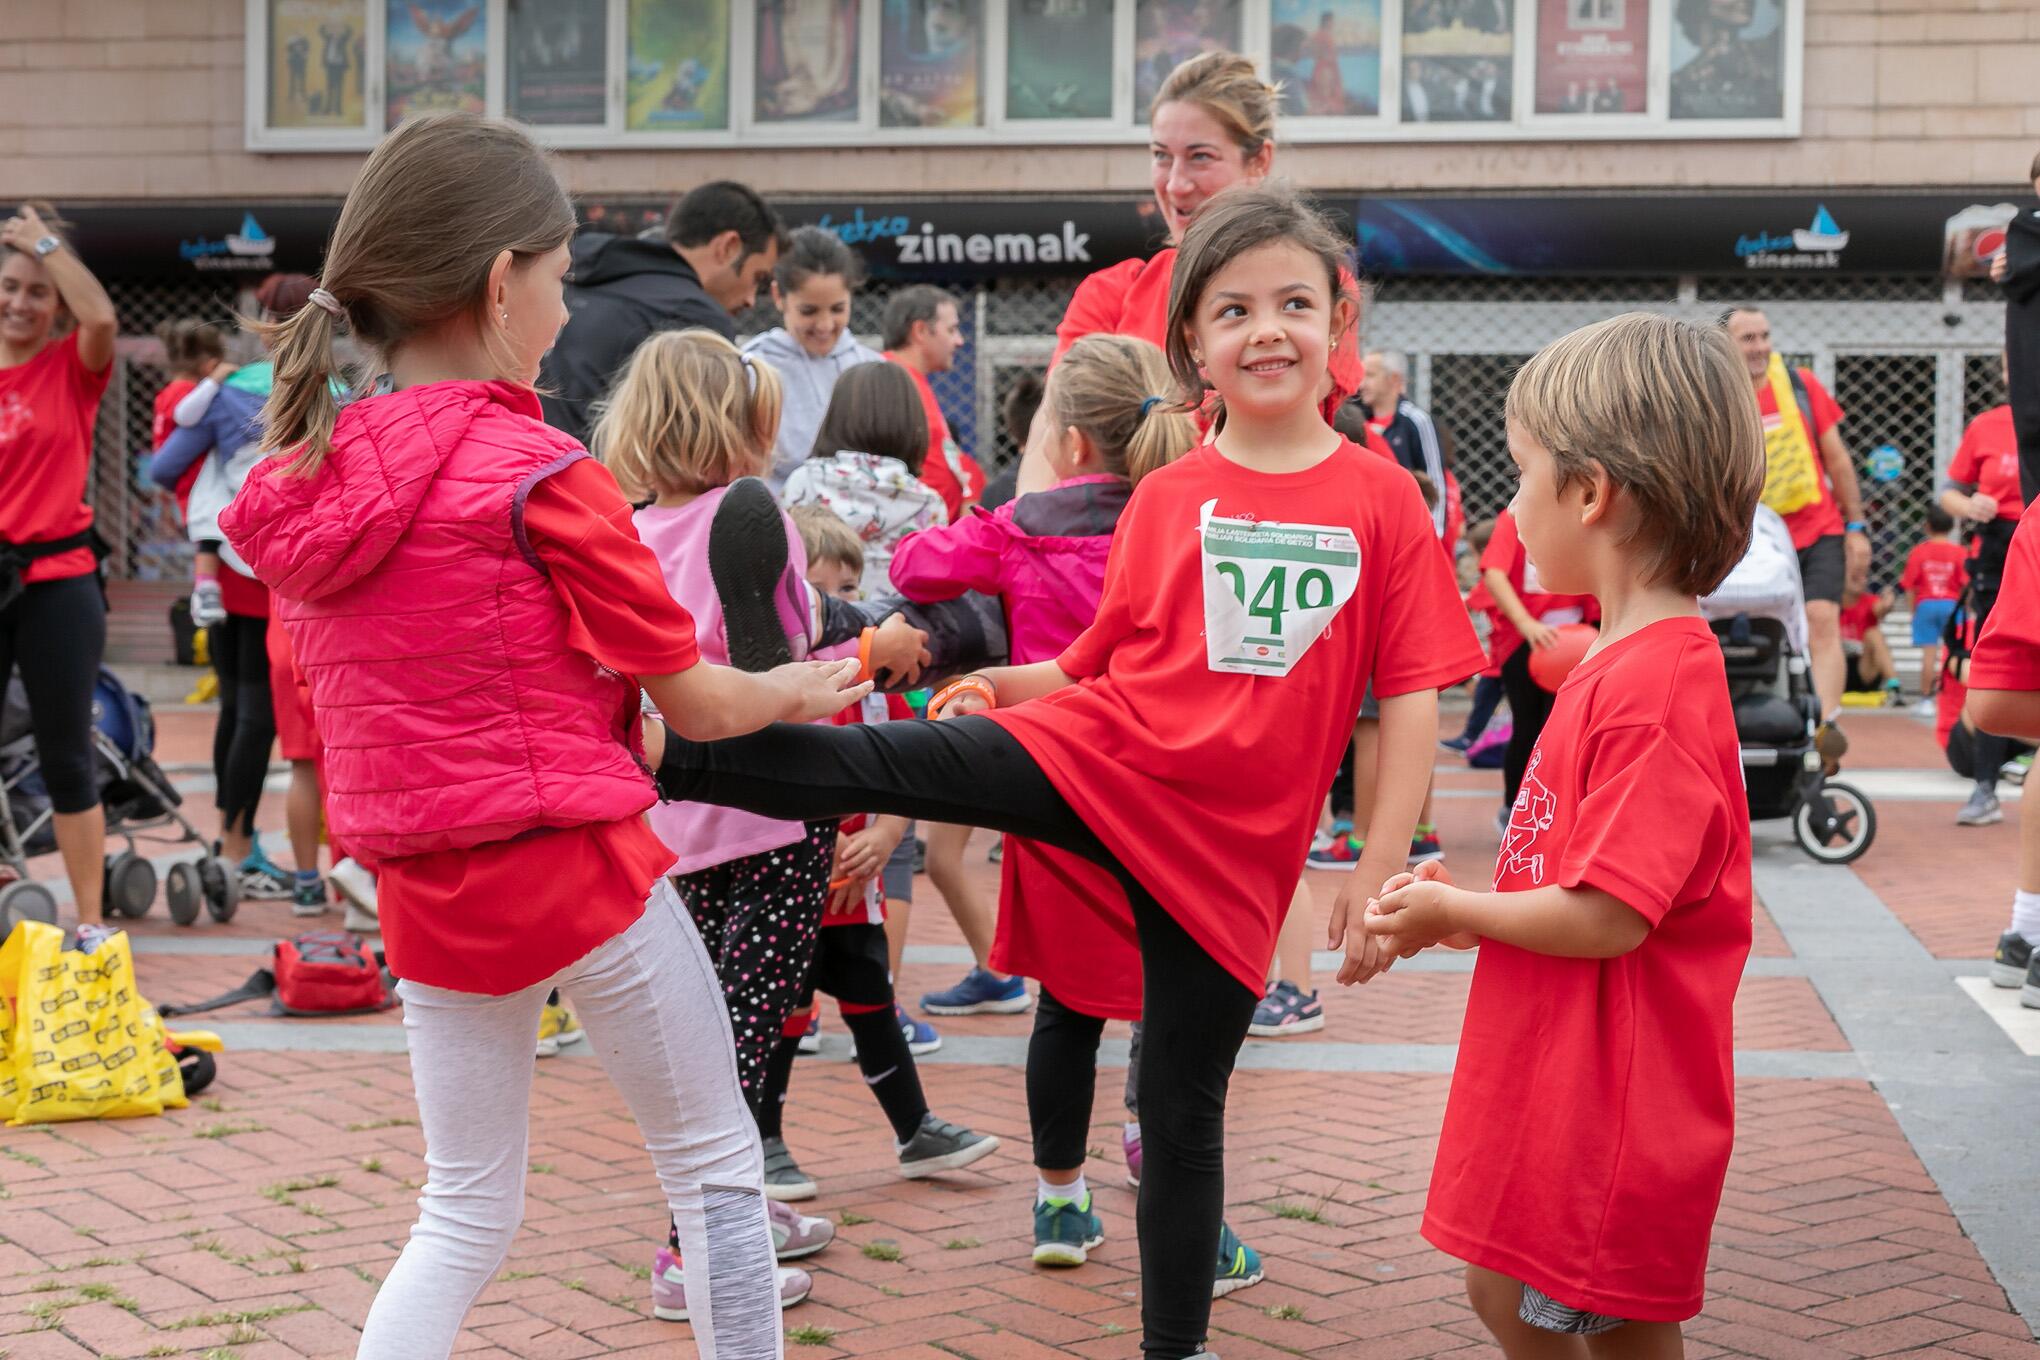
[165,862,201,926]
[105,851,157,919]
[1794,779,1877,864]
[0,881,60,931]
[202,857,240,923]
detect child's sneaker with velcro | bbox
[650,1246,810,1321]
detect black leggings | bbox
[1499,642,1555,810]
[659,716,1259,1360]
[0,575,106,813]
[759,923,928,1144]
[208,613,275,838]
[1970,584,2013,793]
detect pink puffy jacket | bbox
[220,381,654,860]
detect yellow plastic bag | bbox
[0,921,187,1125]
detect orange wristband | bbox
[928,674,997,719]
[855,627,875,684]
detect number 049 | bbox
[1213,562,1335,636]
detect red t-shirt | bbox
[989,439,1484,995]
[886,353,985,523]
[1477,509,1597,663]
[1424,616,1751,1323]
[152,378,195,451]
[0,332,110,583]
[1755,368,1846,550]
[378,457,701,995]
[1948,404,2024,521]
[1837,593,1879,643]
[1970,498,2040,693]
[1900,540,1967,603]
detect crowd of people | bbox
[5,55,2040,1360]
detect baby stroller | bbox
[1701,507,1876,863]
[1,668,241,929]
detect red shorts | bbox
[266,615,320,761]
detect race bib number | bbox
[1200,500,1360,676]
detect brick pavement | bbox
[2,707,2035,1358]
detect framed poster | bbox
[268,0,368,129]
[1006,0,1113,120]
[507,0,607,125]
[755,0,860,124]
[1401,0,1514,123]
[1269,0,1381,117]
[1534,0,1646,114]
[626,0,730,131]
[881,0,981,128]
[386,0,485,124]
[1670,0,1785,120]
[1134,0,1242,112]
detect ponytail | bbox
[1125,397,1197,487]
[1048,335,1195,488]
[260,298,344,475]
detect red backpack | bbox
[160,931,392,1018]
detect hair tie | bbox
[306,288,345,319]
[739,351,759,393]
[1139,396,1164,418]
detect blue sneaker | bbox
[1032,1191,1105,1266]
[1439,733,1473,753]
[921,967,1032,1016]
[897,1005,941,1056]
[237,844,292,900]
[1212,1223,1264,1298]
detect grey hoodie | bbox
[741,326,885,490]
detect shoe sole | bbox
[796,1041,821,1056]
[921,995,1034,1016]
[1304,859,1361,873]
[534,1038,560,1058]
[656,1287,808,1322]
[2024,984,2040,1011]
[239,881,294,900]
[900,1132,1001,1179]
[907,1038,942,1056]
[709,478,795,674]
[1212,1268,1265,1299]
[776,1236,832,1261]
[342,907,380,934]
[1247,1013,1326,1039]
[290,904,330,917]
[764,1180,819,1202]
[1956,811,2004,827]
[1033,1234,1104,1267]
[1126,1172,1140,1189]
[1990,962,2029,988]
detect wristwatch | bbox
[31,235,60,258]
[1845,520,1869,534]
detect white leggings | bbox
[357,882,782,1360]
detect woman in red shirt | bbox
[0,203,117,927]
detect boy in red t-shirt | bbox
[1900,504,1967,707]
[1367,313,1764,1349]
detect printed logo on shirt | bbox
[1498,749,1557,883]
[0,392,32,447]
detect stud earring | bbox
[499,310,509,324]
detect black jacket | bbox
[537,232,736,445]
[2003,209,2040,506]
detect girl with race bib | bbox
[651,185,1483,1360]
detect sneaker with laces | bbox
[1122,1124,1141,1188]
[921,966,1032,1015]
[290,876,330,918]
[1408,825,1443,865]
[897,1005,941,1056]
[2024,952,2040,1012]
[1305,832,1363,872]
[1992,932,2033,989]
[535,1003,584,1058]
[1439,733,1473,753]
[332,858,379,933]
[1248,980,1325,1038]
[1309,818,1354,855]
[190,580,227,628]
[237,848,293,901]
[897,1113,1000,1178]
[1956,788,2003,827]
[1212,1223,1264,1298]
[762,1136,818,1201]
[1910,697,1938,720]
[768,1198,834,1260]
[2005,754,2034,787]
[1033,1191,1105,1266]
[796,1012,821,1056]
[651,1246,810,1321]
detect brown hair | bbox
[1505,312,1764,596]
[1466,516,1496,554]
[1151,51,1278,161]
[255,273,318,321]
[790,502,864,578]
[3,201,71,256]
[262,112,577,472]
[1048,335,1196,487]
[2029,148,2040,182]
[1163,184,1351,421]
[156,318,226,376]
[809,362,929,473]
[593,330,781,501]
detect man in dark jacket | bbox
[539,180,784,444]
[1996,153,2040,505]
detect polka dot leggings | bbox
[671,819,835,1122]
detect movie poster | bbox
[1401,0,1514,123]
[268,0,367,129]
[626,0,729,131]
[1006,0,1113,120]
[1670,0,1784,120]
[386,0,485,125]
[1269,0,1380,117]
[881,0,981,128]
[1134,0,1242,111]
[1534,0,1645,114]
[755,0,860,124]
[508,0,607,125]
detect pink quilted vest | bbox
[220,381,654,860]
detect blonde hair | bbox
[1049,336,1196,487]
[1152,51,1279,160]
[790,503,864,578]
[1505,312,1764,596]
[262,112,577,472]
[594,330,782,501]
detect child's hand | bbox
[1365,875,1477,954]
[774,657,872,721]
[827,875,869,916]
[870,613,932,688]
[1522,620,1560,650]
[835,827,892,881]
[1370,860,1476,955]
[1329,879,1397,986]
[938,689,990,718]
[1966,491,1999,522]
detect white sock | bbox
[1039,1175,1086,1206]
[2009,891,2040,941]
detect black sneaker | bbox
[708,477,794,673]
[1992,932,2032,989]
[2025,951,2040,1012]
[897,1114,999,1179]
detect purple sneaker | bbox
[1123,1123,1142,1189]
[651,1246,812,1321]
[768,1198,834,1260]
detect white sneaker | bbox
[190,580,227,628]
[1910,697,1937,720]
[332,858,379,932]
